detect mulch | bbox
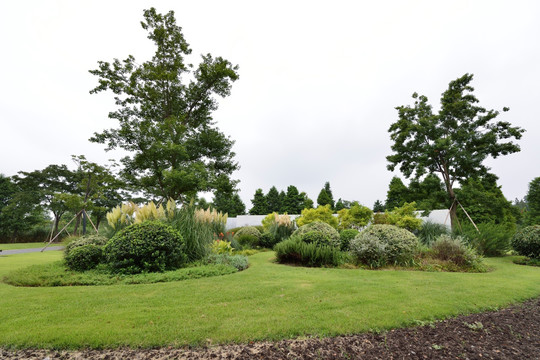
[2,297,539,360]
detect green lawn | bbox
[0,251,539,349]
[0,242,61,250]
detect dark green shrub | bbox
[511,225,540,259]
[259,231,279,248]
[274,236,344,267]
[65,235,108,256]
[359,225,419,265]
[291,221,340,248]
[206,254,249,271]
[430,234,484,269]
[339,229,360,251]
[233,226,261,247]
[455,223,514,256]
[65,244,103,271]
[349,233,387,268]
[104,221,187,274]
[301,230,333,247]
[417,221,449,246]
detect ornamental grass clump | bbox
[262,212,296,244]
[430,234,484,270]
[195,208,228,236]
[274,236,344,267]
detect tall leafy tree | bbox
[213,191,245,217]
[525,177,540,225]
[265,186,281,213]
[385,176,409,210]
[299,192,314,210]
[249,188,268,215]
[283,185,303,214]
[408,174,448,212]
[373,200,385,212]
[317,182,335,209]
[278,190,287,213]
[14,164,77,235]
[0,174,46,240]
[454,173,517,227]
[387,74,524,227]
[335,198,345,212]
[89,8,240,203]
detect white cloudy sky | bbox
[1,0,539,209]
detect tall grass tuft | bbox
[169,204,214,262]
[454,222,514,257]
[417,221,450,246]
[274,236,344,267]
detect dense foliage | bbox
[233,226,262,247]
[525,177,540,225]
[339,228,360,251]
[337,202,373,230]
[417,221,449,246]
[349,233,388,268]
[357,225,419,265]
[296,205,338,228]
[429,235,484,269]
[291,221,340,248]
[274,236,344,267]
[64,244,103,271]
[385,202,422,231]
[387,74,524,227]
[511,225,540,259]
[104,221,186,274]
[455,222,514,257]
[65,234,108,256]
[89,8,239,201]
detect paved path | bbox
[0,246,64,255]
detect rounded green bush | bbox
[349,233,387,268]
[358,224,419,265]
[65,244,103,271]
[259,231,279,248]
[65,234,108,256]
[291,221,340,248]
[512,225,540,259]
[104,221,186,274]
[339,229,360,251]
[233,226,261,247]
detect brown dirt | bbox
[2,297,539,360]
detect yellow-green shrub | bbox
[296,205,338,228]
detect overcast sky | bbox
[1,0,539,210]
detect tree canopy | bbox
[89,8,240,203]
[387,73,524,226]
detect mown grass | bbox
[0,251,539,349]
[3,261,238,286]
[0,242,60,250]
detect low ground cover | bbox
[0,250,539,349]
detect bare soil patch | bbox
[2,297,539,359]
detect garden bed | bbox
[1,296,538,359]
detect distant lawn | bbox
[0,251,539,349]
[0,242,61,251]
